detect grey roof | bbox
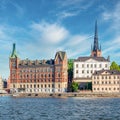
[74,56,109,62]
[55,51,66,60]
[19,59,54,67]
[93,69,120,75]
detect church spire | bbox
[91,21,102,57]
[10,43,18,58]
[93,20,99,51]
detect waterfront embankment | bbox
[12,92,120,98]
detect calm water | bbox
[0,96,120,120]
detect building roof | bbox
[74,56,109,62]
[10,43,18,58]
[93,69,120,75]
[19,59,54,67]
[55,51,66,60]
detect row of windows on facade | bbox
[26,89,62,92]
[93,87,119,91]
[12,73,61,78]
[93,80,119,84]
[12,67,61,73]
[94,75,120,79]
[76,64,108,68]
[12,79,62,83]
[19,84,61,88]
[76,70,96,74]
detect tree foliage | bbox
[71,82,79,92]
[110,61,120,71]
[68,59,73,81]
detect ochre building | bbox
[9,44,68,93]
[92,70,120,93]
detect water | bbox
[0,97,120,120]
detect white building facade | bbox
[0,76,3,93]
[74,57,110,79]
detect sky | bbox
[0,0,120,78]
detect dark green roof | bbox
[10,43,18,58]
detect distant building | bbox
[92,70,120,93]
[73,21,110,90]
[0,76,3,90]
[9,44,68,93]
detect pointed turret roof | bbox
[10,43,18,58]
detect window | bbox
[94,88,96,90]
[109,88,111,90]
[87,70,89,73]
[105,64,107,68]
[102,81,104,84]
[109,81,111,84]
[76,70,78,74]
[87,64,89,68]
[97,88,99,90]
[94,81,96,84]
[91,64,93,68]
[76,64,78,68]
[102,88,104,90]
[82,70,84,74]
[99,64,101,68]
[94,64,96,68]
[105,81,107,84]
[97,81,99,84]
[82,64,84,68]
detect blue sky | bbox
[0,0,120,78]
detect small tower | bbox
[9,43,19,88]
[91,21,102,57]
[9,43,19,69]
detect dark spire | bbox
[93,20,99,51]
[10,43,18,58]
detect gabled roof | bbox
[93,69,120,75]
[55,51,66,61]
[74,56,109,62]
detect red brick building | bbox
[9,43,68,93]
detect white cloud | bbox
[31,21,69,44]
[55,0,93,20]
[102,2,120,30]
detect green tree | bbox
[110,61,120,71]
[71,82,79,92]
[68,59,73,81]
